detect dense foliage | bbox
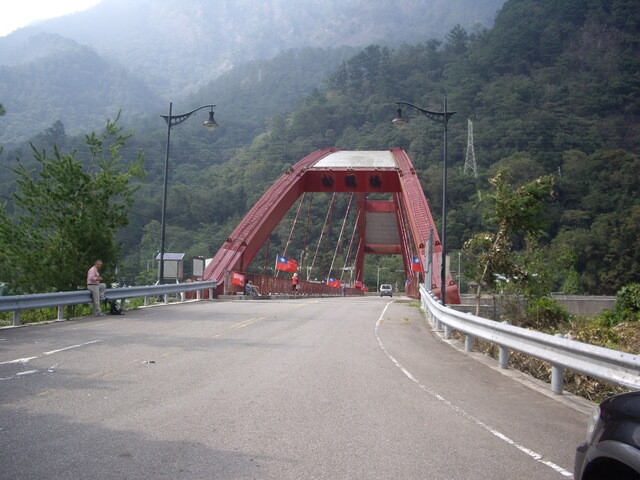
[463,170,556,304]
[0,116,144,293]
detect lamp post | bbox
[376,266,390,293]
[393,98,455,304]
[158,102,219,284]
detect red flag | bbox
[411,256,422,272]
[231,271,246,286]
[326,277,340,288]
[354,280,363,288]
[276,255,298,273]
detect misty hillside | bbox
[0,0,505,146]
[1,0,638,296]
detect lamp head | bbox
[203,110,219,131]
[392,107,407,128]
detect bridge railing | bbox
[419,284,640,394]
[0,281,217,327]
[223,271,364,296]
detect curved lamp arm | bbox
[161,104,218,130]
[394,100,455,126]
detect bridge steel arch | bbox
[202,148,460,303]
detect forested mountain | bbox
[174,0,638,294]
[0,0,504,146]
[1,0,639,295]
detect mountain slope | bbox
[0,0,505,146]
[0,33,161,145]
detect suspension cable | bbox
[340,207,361,283]
[328,193,354,282]
[282,192,306,259]
[394,192,418,279]
[301,193,314,273]
[309,193,336,281]
[273,193,306,279]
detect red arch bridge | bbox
[201,148,460,303]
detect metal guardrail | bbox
[420,284,640,394]
[0,281,216,327]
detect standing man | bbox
[291,273,299,294]
[87,259,106,316]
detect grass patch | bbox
[0,296,160,327]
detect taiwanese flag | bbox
[231,271,246,286]
[327,277,340,288]
[362,285,369,292]
[411,256,422,272]
[275,255,298,273]
[354,280,363,288]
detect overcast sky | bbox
[0,0,102,37]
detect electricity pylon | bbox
[464,118,477,177]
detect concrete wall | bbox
[551,295,616,317]
[455,294,616,320]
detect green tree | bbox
[464,169,555,314]
[0,115,144,293]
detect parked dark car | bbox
[574,391,640,480]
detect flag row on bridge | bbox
[226,255,372,291]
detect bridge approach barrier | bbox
[420,284,640,395]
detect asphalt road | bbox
[0,296,592,479]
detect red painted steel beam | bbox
[202,148,338,283]
[203,147,459,303]
[303,170,402,193]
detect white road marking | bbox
[0,357,37,365]
[375,302,573,478]
[0,340,102,380]
[42,340,101,355]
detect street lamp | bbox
[158,102,219,284]
[376,266,390,293]
[393,98,455,304]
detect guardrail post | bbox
[13,311,20,327]
[551,364,564,395]
[180,292,185,303]
[57,305,64,320]
[444,324,452,339]
[551,334,565,395]
[498,345,509,370]
[209,287,214,299]
[144,296,149,307]
[499,345,509,369]
[465,334,474,352]
[498,321,510,369]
